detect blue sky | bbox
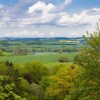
[0,0,100,37]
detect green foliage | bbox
[58,55,68,62]
[45,64,80,100]
[29,83,44,100]
[0,61,47,100]
[0,62,7,75]
[68,24,100,100]
[14,78,30,99]
[0,59,79,100]
[24,61,48,84]
[0,75,26,100]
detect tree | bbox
[14,78,30,98]
[45,65,80,100]
[68,24,100,100]
[58,55,68,62]
[0,76,26,100]
[24,61,48,84]
[29,83,44,100]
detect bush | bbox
[58,55,68,62]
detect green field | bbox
[0,52,77,64]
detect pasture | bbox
[0,52,77,64]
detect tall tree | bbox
[68,24,100,100]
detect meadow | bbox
[0,37,81,67]
[0,52,77,65]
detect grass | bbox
[0,52,78,64]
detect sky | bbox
[0,0,100,37]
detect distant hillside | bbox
[0,37,84,41]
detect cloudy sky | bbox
[0,0,100,37]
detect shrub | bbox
[58,55,68,62]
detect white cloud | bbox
[10,2,55,27]
[3,30,61,38]
[24,2,100,28]
[17,1,71,27]
[0,4,6,18]
[28,1,54,13]
[4,30,44,37]
[1,1,99,28]
[28,0,72,13]
[0,4,4,10]
[57,8,100,27]
[26,0,73,26]
[0,17,11,28]
[50,0,72,12]
[64,0,72,4]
